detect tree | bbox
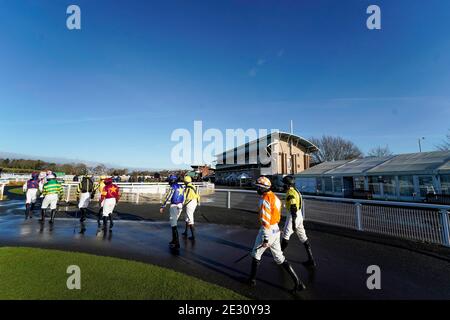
[309,135,363,164]
[437,130,450,151]
[367,145,393,157]
[92,164,107,175]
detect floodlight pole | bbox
[418,137,425,152]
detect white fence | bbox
[61,182,215,204]
[200,189,450,248]
[3,181,449,247]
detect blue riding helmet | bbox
[167,175,178,185]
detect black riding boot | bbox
[169,226,180,248]
[302,240,317,268]
[247,258,260,286]
[182,222,188,237]
[25,204,30,219]
[103,216,108,230]
[282,260,306,293]
[109,214,114,230]
[80,208,86,222]
[97,208,103,227]
[281,238,289,252]
[49,210,56,224]
[39,209,45,222]
[30,203,35,218]
[188,224,195,240]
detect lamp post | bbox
[418,137,425,152]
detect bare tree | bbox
[437,130,450,151]
[367,145,393,157]
[309,135,363,164]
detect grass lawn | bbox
[7,187,24,196]
[0,247,246,300]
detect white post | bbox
[440,209,450,247]
[227,191,231,209]
[355,203,363,231]
[66,184,72,202]
[0,184,4,201]
[136,192,140,204]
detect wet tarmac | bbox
[1,200,450,300]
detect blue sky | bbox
[0,0,449,169]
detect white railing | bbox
[200,189,450,248]
[0,184,5,201]
[61,182,215,204]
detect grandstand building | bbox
[215,132,319,186]
[296,151,450,203]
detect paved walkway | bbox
[1,200,449,300]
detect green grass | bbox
[7,187,24,196]
[0,247,246,300]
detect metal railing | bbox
[19,182,450,247]
[61,182,215,204]
[0,184,5,201]
[201,189,450,247]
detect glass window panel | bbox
[332,177,342,193]
[316,178,323,193]
[382,176,396,196]
[368,176,381,195]
[324,177,332,192]
[418,176,435,197]
[353,176,365,191]
[441,175,450,195]
[399,176,414,196]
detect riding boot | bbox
[80,208,86,222]
[25,204,30,219]
[188,224,195,240]
[302,240,317,268]
[182,222,188,237]
[49,210,56,224]
[281,238,289,252]
[109,214,114,230]
[97,208,103,227]
[39,209,45,222]
[247,258,260,286]
[103,216,108,230]
[281,260,306,293]
[170,226,180,248]
[30,203,35,218]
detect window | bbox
[332,177,342,193]
[353,176,365,191]
[316,177,323,193]
[368,176,381,195]
[418,176,435,197]
[382,176,396,196]
[399,176,414,196]
[324,177,332,192]
[441,175,450,195]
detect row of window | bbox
[318,174,450,198]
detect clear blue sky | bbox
[0,0,449,169]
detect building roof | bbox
[438,160,450,174]
[216,131,319,158]
[299,160,351,176]
[298,151,450,177]
[324,156,394,176]
[366,151,450,175]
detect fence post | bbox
[440,209,450,247]
[355,203,363,231]
[136,192,140,204]
[66,184,71,202]
[227,191,231,209]
[0,184,4,201]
